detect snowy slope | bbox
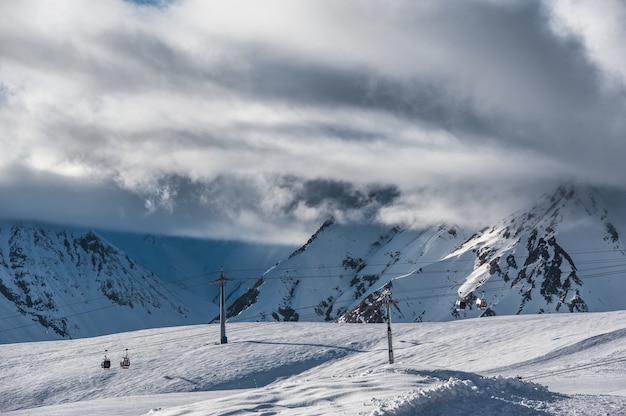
[2,312,626,415]
[229,186,626,324]
[230,218,470,323]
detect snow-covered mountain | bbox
[1,185,625,343]
[228,186,626,323]
[0,223,194,343]
[0,223,294,343]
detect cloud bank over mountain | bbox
[1,0,625,243]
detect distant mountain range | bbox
[1,185,625,343]
[229,185,626,324]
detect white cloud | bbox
[549,0,626,86]
[0,0,625,243]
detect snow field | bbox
[2,311,626,415]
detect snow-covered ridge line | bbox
[231,185,626,324]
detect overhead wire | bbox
[3,256,626,327]
[1,246,626,335]
[3,257,626,328]
[520,355,626,381]
[0,254,626,331]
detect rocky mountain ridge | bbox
[1,185,625,343]
[0,223,197,342]
[228,186,626,323]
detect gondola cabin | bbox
[477,297,488,310]
[455,299,466,311]
[120,349,130,369]
[101,350,111,369]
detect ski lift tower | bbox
[209,269,234,344]
[382,288,398,364]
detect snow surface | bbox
[2,311,626,415]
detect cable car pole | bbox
[209,269,234,344]
[382,289,398,364]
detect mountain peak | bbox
[2,184,625,341]
[0,223,192,342]
[227,185,626,324]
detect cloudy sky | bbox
[1,0,625,244]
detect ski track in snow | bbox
[2,312,626,415]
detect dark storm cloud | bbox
[232,52,492,138]
[144,2,613,155]
[93,29,221,94]
[20,1,593,147]
[1,0,626,243]
[123,0,171,7]
[0,165,146,230]
[286,178,400,212]
[262,121,382,143]
[144,174,400,220]
[0,172,400,243]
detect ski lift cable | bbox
[2,260,625,334]
[224,272,592,324]
[3,257,623,324]
[0,263,241,324]
[0,245,626,320]
[8,322,626,374]
[164,246,626,280]
[521,355,626,381]
[217,263,626,323]
[2,259,626,335]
